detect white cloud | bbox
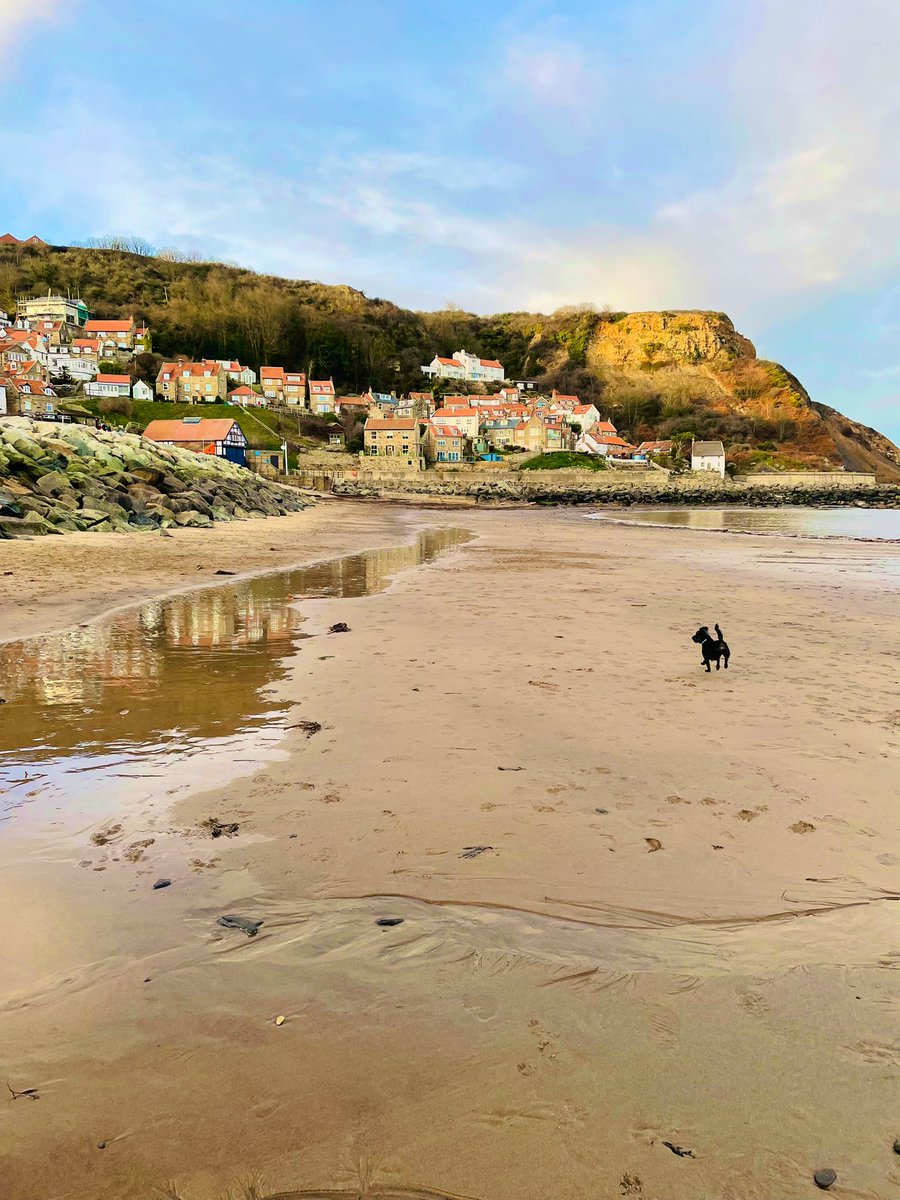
[5,0,899,327]
[0,0,63,61]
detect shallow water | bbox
[592,505,900,540]
[0,528,469,830]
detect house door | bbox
[223,445,246,465]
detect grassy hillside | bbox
[3,242,899,479]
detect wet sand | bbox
[1,503,898,1200]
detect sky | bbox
[0,0,898,440]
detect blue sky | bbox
[1,0,898,439]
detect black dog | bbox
[692,623,730,672]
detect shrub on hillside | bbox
[97,396,133,417]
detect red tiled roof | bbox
[479,359,502,368]
[85,319,134,333]
[73,338,100,349]
[228,385,256,396]
[365,418,418,430]
[433,407,477,419]
[260,366,285,379]
[434,357,459,366]
[143,418,237,442]
[95,374,131,384]
[310,379,334,393]
[0,234,20,245]
[595,420,617,433]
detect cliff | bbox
[2,243,898,480]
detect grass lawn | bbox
[79,399,306,452]
[519,451,609,471]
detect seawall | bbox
[288,463,896,507]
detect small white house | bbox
[84,373,131,399]
[564,403,600,432]
[132,379,153,401]
[691,439,726,479]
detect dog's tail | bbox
[715,623,724,640]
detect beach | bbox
[0,502,898,1200]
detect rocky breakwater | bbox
[0,418,312,538]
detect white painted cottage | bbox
[691,439,726,479]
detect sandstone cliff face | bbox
[570,311,900,482]
[588,311,756,370]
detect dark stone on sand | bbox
[97,1142,106,1150]
[893,1137,900,1154]
[328,622,350,633]
[152,878,171,890]
[202,817,239,838]
[215,569,236,575]
[813,1169,837,1190]
[376,917,404,927]
[595,807,609,814]
[217,915,263,937]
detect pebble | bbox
[376,917,404,927]
[813,1168,837,1189]
[594,807,609,814]
[97,1142,106,1150]
[152,878,171,890]
[893,1137,900,1154]
[274,1015,285,1026]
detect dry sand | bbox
[0,502,898,1200]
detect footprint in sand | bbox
[790,820,816,834]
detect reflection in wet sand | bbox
[0,528,470,823]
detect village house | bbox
[142,416,248,464]
[422,349,506,383]
[48,344,99,382]
[156,361,228,403]
[309,378,336,413]
[425,422,467,463]
[260,367,286,403]
[11,378,58,419]
[363,416,427,463]
[283,370,306,406]
[481,417,521,448]
[217,360,257,386]
[132,379,154,401]
[691,439,726,478]
[637,440,674,457]
[565,403,601,432]
[0,234,48,249]
[512,413,575,454]
[16,291,89,332]
[432,405,479,439]
[228,385,265,407]
[335,395,370,418]
[422,355,465,381]
[84,373,131,399]
[576,431,636,458]
[83,317,149,357]
[3,328,52,369]
[13,358,49,384]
